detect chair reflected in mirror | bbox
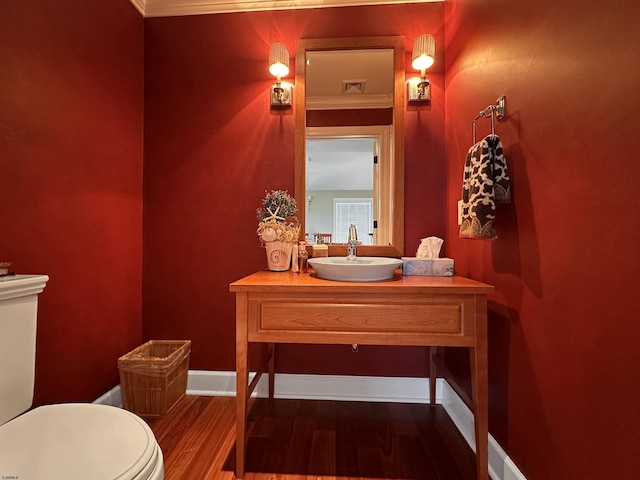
[315,233,333,244]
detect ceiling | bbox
[306,49,394,110]
[129,0,441,18]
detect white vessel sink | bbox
[308,257,403,282]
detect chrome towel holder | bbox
[472,96,506,144]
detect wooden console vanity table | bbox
[230,270,494,480]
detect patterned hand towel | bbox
[459,135,511,240]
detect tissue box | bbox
[401,257,454,276]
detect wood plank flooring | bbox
[146,395,477,480]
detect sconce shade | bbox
[269,43,290,78]
[412,34,435,71]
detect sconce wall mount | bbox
[408,77,431,102]
[270,83,293,108]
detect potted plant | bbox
[256,190,300,271]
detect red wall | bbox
[4,0,637,475]
[142,4,446,376]
[444,0,640,477]
[0,0,144,404]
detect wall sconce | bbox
[407,34,435,103]
[269,43,293,108]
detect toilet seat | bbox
[0,403,163,480]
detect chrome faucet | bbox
[346,224,361,261]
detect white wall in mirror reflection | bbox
[306,136,377,244]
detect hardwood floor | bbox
[146,395,477,480]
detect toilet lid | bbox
[0,403,161,480]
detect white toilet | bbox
[0,275,164,479]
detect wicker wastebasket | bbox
[118,340,191,418]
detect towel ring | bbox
[472,96,505,144]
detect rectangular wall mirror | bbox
[294,36,405,257]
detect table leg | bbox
[470,296,489,480]
[429,346,437,408]
[267,342,275,399]
[235,293,248,478]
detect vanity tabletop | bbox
[230,270,494,295]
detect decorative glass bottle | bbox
[298,241,308,273]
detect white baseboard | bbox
[440,381,527,480]
[186,369,441,403]
[93,385,122,407]
[96,370,525,480]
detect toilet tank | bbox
[0,275,49,425]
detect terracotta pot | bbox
[264,241,293,271]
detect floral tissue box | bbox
[401,258,454,276]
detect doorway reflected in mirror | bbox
[305,126,392,246]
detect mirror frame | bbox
[294,36,405,257]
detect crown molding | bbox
[129,0,146,15]
[306,93,393,110]
[131,0,442,18]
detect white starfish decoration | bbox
[265,206,286,222]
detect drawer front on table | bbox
[256,300,467,335]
